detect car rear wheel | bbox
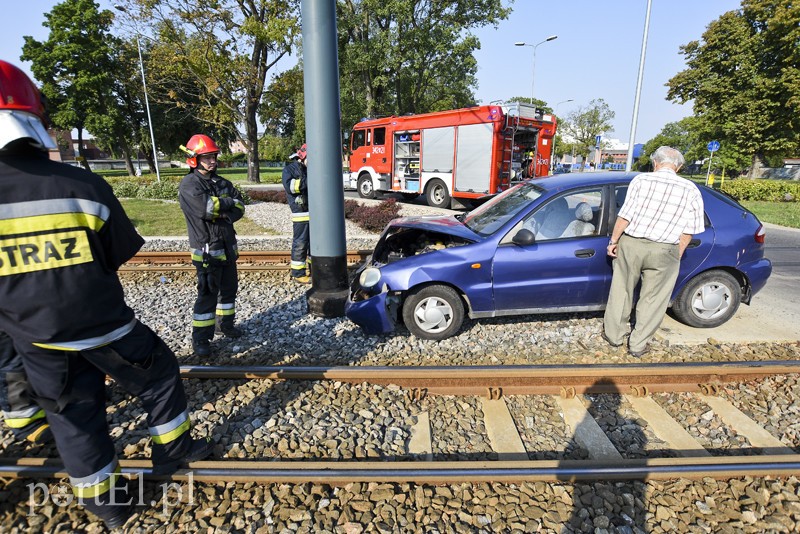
[425,179,450,209]
[402,285,464,340]
[672,270,741,328]
[358,174,376,199]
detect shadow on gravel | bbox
[559,383,648,533]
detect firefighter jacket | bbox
[0,148,144,350]
[178,169,245,265]
[281,161,308,215]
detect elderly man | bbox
[603,146,705,356]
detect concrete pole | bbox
[301,0,349,317]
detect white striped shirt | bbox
[618,169,704,244]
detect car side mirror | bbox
[512,228,535,246]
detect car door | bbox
[491,187,611,313]
[612,185,715,292]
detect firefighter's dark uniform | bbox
[0,330,51,443]
[178,169,245,346]
[281,160,309,278]
[0,145,203,523]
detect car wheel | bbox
[358,174,375,199]
[672,270,741,328]
[425,179,450,209]
[402,285,464,340]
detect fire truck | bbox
[344,102,557,208]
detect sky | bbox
[4,0,743,145]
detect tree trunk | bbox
[245,102,261,183]
[747,152,767,179]
[76,129,91,171]
[143,145,156,175]
[119,138,136,176]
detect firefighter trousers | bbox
[17,320,197,522]
[290,220,310,278]
[0,330,48,441]
[192,261,238,343]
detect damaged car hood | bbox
[382,215,482,242]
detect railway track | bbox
[121,250,371,271]
[2,361,798,484]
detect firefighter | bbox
[281,144,310,283]
[0,331,52,444]
[178,134,246,356]
[0,60,212,528]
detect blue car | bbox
[345,172,772,340]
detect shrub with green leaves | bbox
[720,179,800,202]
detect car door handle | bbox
[575,249,595,258]
[688,239,701,248]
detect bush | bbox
[346,198,401,232]
[720,179,800,202]
[107,176,250,204]
[249,189,287,203]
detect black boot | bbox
[151,438,214,476]
[192,340,211,356]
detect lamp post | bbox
[625,0,652,172]
[515,35,557,105]
[551,98,573,173]
[114,4,160,182]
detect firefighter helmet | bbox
[289,143,307,161]
[183,134,220,167]
[0,60,56,150]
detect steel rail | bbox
[121,250,369,271]
[4,455,800,483]
[179,360,800,396]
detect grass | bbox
[742,201,800,229]
[120,199,276,236]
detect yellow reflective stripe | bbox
[32,319,137,351]
[150,410,190,445]
[216,308,235,316]
[193,319,216,327]
[234,200,245,212]
[0,213,106,235]
[70,460,119,499]
[291,213,310,222]
[4,408,46,428]
[290,179,302,194]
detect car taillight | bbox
[755,224,765,244]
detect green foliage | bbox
[337,0,511,131]
[561,99,615,164]
[22,0,117,168]
[667,1,800,176]
[720,179,800,202]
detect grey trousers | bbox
[603,234,681,352]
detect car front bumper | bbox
[345,290,397,335]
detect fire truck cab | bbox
[345,102,556,209]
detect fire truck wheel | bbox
[426,179,450,209]
[357,175,376,199]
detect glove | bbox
[295,196,305,207]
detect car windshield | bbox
[463,182,544,236]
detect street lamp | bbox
[515,35,557,105]
[114,4,161,182]
[551,99,573,173]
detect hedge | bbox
[719,179,800,202]
[105,176,251,204]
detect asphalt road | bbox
[660,222,800,345]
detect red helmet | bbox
[0,60,56,150]
[183,134,220,167]
[290,143,307,161]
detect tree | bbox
[560,99,615,169]
[123,0,301,182]
[666,0,800,177]
[336,0,511,131]
[22,0,117,170]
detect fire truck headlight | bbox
[359,267,382,289]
